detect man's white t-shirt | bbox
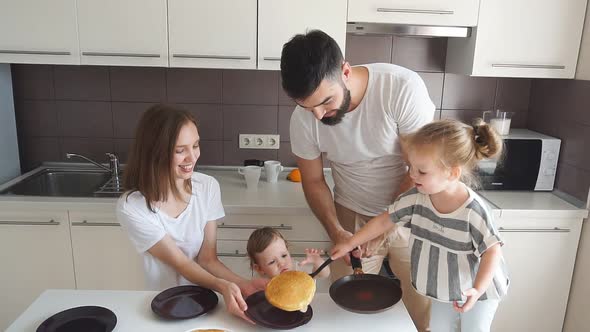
[117,172,225,291]
[290,63,435,217]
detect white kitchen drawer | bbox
[217,240,333,293]
[217,213,330,242]
[348,0,480,27]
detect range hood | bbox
[347,22,471,38]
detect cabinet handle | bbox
[498,227,570,233]
[0,50,71,56]
[491,63,566,70]
[218,223,292,230]
[82,52,160,58]
[172,54,251,60]
[377,8,454,15]
[217,251,316,258]
[0,219,60,226]
[71,220,120,227]
[263,57,281,61]
[218,250,247,258]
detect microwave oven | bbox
[477,129,561,191]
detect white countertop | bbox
[6,289,417,332]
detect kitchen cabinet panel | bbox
[0,204,75,331]
[348,0,479,27]
[76,0,168,67]
[217,240,333,293]
[491,217,583,332]
[168,0,257,69]
[217,212,330,242]
[258,0,347,70]
[69,209,147,290]
[0,0,79,65]
[575,2,590,80]
[447,0,587,78]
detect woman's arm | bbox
[196,221,268,296]
[454,243,502,313]
[147,231,254,324]
[331,211,395,260]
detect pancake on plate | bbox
[265,271,316,311]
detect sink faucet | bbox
[66,153,120,178]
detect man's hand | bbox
[331,229,355,265]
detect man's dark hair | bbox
[280,30,344,100]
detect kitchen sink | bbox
[0,168,123,197]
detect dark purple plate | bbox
[36,306,116,332]
[151,285,219,320]
[245,291,313,330]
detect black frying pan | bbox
[329,252,402,313]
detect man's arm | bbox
[297,156,350,243]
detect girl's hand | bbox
[220,281,255,324]
[330,242,354,260]
[453,288,483,313]
[299,248,324,267]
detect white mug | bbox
[238,165,261,190]
[264,160,284,183]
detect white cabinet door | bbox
[447,0,587,78]
[69,209,147,290]
[218,240,333,293]
[0,0,79,65]
[348,0,479,27]
[575,3,590,80]
[0,205,75,331]
[491,217,582,332]
[168,0,257,69]
[76,0,168,67]
[258,0,347,70]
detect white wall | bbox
[0,64,20,183]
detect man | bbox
[281,30,434,331]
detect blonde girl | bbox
[331,119,509,332]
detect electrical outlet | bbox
[239,134,280,149]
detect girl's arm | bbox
[331,211,395,260]
[300,248,330,279]
[454,243,502,313]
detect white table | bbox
[7,289,418,332]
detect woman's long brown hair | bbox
[124,104,198,212]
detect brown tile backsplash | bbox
[528,78,590,202]
[54,65,110,101]
[12,35,525,170]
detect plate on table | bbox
[245,291,313,330]
[151,285,219,320]
[36,305,116,332]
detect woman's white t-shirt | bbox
[116,172,225,291]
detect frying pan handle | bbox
[349,251,364,274]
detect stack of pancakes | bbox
[265,271,316,311]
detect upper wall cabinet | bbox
[0,0,79,65]
[168,0,257,69]
[258,0,347,70]
[348,0,479,27]
[575,3,590,80]
[446,0,588,78]
[76,0,168,67]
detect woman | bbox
[117,104,265,323]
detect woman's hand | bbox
[453,288,483,313]
[237,278,269,298]
[299,248,324,267]
[219,280,255,324]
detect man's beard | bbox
[321,86,351,126]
